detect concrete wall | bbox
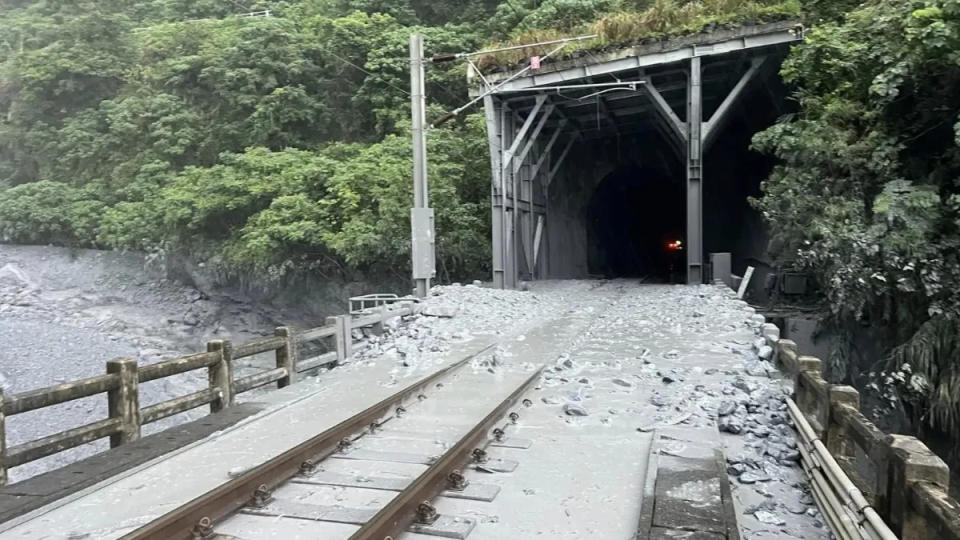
[544,142,617,279]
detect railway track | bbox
[120,346,543,540]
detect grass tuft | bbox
[477,0,801,71]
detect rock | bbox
[578,377,590,384]
[717,401,737,417]
[746,364,769,377]
[727,463,747,476]
[650,395,671,407]
[746,500,778,513]
[663,350,680,359]
[421,305,458,318]
[757,345,773,360]
[541,396,561,405]
[719,416,744,434]
[781,450,801,462]
[563,404,588,416]
[732,377,759,394]
[612,378,632,387]
[739,471,771,484]
[786,502,808,515]
[754,510,785,526]
[661,375,676,384]
[751,425,770,438]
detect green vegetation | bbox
[0,0,802,284]
[478,0,801,69]
[752,0,960,436]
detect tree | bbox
[753,0,960,435]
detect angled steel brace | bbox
[596,96,620,137]
[530,120,567,181]
[502,95,547,175]
[546,137,576,188]
[514,104,555,174]
[643,78,688,144]
[702,56,768,151]
[532,215,544,270]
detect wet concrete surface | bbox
[1,279,827,539]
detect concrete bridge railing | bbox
[765,326,960,540]
[0,302,415,486]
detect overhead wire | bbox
[317,44,411,97]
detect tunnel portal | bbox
[473,21,804,289]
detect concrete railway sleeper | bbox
[119,345,544,540]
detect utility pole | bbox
[410,33,435,298]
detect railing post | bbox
[106,358,141,448]
[825,385,859,456]
[373,306,386,336]
[1,388,6,487]
[275,327,297,388]
[886,435,950,539]
[326,316,353,365]
[207,340,234,413]
[794,355,822,412]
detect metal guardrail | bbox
[0,301,416,486]
[349,294,418,315]
[766,327,960,540]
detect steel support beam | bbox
[501,95,547,176]
[478,22,802,92]
[546,137,575,188]
[530,120,567,180]
[514,105,555,174]
[702,56,766,151]
[596,96,620,137]
[644,78,687,144]
[503,109,517,289]
[686,56,704,285]
[484,95,506,289]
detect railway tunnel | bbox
[472,21,803,288]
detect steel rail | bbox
[120,343,496,540]
[350,367,544,540]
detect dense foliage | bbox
[0,0,803,285]
[752,0,960,434]
[2,0,796,283]
[0,0,498,282]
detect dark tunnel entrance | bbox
[587,165,684,281]
[480,23,802,288]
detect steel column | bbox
[686,56,704,284]
[484,95,506,289]
[503,110,518,289]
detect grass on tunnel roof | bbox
[476,0,802,73]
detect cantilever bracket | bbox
[502,95,547,175]
[546,137,575,188]
[643,78,688,144]
[702,56,768,151]
[514,104,555,174]
[530,119,567,181]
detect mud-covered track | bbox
[120,344,541,540]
